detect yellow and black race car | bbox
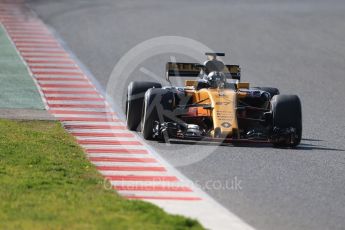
[126,53,302,147]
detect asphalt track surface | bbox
[28,0,345,229]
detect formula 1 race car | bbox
[126,53,302,147]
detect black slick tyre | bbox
[141,88,174,140]
[126,81,161,131]
[271,95,302,147]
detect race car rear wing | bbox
[166,62,241,81]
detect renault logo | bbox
[221,122,231,128]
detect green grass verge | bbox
[0,119,203,230]
[0,25,45,109]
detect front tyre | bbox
[126,81,161,131]
[141,88,174,140]
[271,95,302,147]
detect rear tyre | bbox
[126,81,161,131]
[141,88,174,140]
[252,87,280,98]
[271,95,302,147]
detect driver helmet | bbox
[207,71,226,88]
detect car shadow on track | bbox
[297,138,345,151]
[164,138,345,151]
[296,143,345,151]
[301,138,324,142]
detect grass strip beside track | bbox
[0,119,203,230]
[0,25,45,109]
